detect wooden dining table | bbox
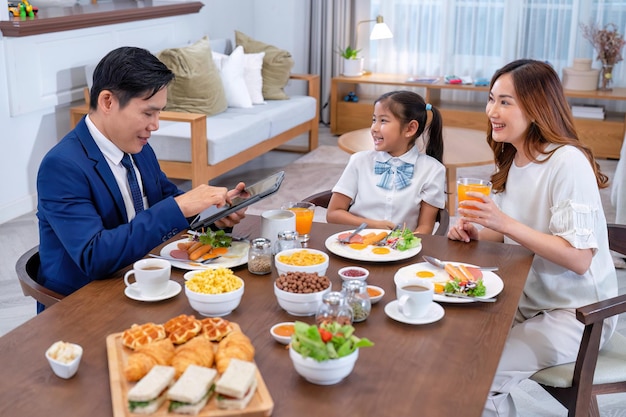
[0,216,533,417]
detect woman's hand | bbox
[448,191,507,242]
[448,217,480,242]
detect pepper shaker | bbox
[248,238,272,275]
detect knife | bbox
[422,255,499,272]
[439,292,497,303]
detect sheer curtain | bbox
[357,0,626,108]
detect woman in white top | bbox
[448,59,618,417]
[327,91,446,233]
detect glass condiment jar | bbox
[342,279,371,322]
[274,230,301,254]
[248,238,272,275]
[315,291,353,326]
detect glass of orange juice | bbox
[457,178,492,211]
[282,202,315,242]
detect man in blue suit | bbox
[36,47,246,312]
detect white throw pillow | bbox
[213,45,253,108]
[243,52,265,104]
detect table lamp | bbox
[355,15,393,75]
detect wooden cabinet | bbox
[330,73,626,159]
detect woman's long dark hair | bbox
[487,59,608,192]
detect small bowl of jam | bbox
[338,266,369,282]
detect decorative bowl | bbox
[366,285,385,304]
[270,322,295,345]
[289,345,359,385]
[274,248,329,277]
[338,266,369,281]
[45,341,83,379]
[183,271,244,317]
[274,281,331,316]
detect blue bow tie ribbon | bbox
[374,160,414,190]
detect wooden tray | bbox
[106,333,274,417]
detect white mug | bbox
[124,259,171,297]
[396,280,434,319]
[260,209,296,253]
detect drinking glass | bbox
[282,202,315,243]
[457,178,492,211]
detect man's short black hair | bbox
[89,46,174,110]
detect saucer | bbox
[124,281,181,302]
[384,300,444,325]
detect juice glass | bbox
[282,202,315,242]
[457,178,492,211]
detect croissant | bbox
[123,339,175,381]
[172,336,215,378]
[215,330,255,374]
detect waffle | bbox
[164,314,202,344]
[121,322,167,350]
[199,317,236,341]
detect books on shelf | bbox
[571,105,605,120]
[406,76,441,84]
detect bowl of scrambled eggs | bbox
[183,267,244,317]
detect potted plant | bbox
[580,22,626,91]
[338,46,364,77]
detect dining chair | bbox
[529,223,626,417]
[303,190,450,236]
[15,245,64,308]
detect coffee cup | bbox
[124,259,171,297]
[260,209,296,253]
[396,280,434,319]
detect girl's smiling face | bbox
[486,73,531,149]
[371,101,415,157]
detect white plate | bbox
[367,285,385,304]
[160,239,249,270]
[394,262,504,303]
[124,281,181,302]
[384,300,444,325]
[324,229,422,262]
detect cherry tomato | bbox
[319,328,332,343]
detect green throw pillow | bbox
[235,30,294,100]
[157,37,227,115]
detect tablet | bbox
[190,171,285,231]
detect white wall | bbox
[0,0,311,224]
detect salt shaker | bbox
[247,238,272,275]
[342,279,371,322]
[315,291,353,326]
[274,230,301,254]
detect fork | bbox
[373,224,402,246]
[148,254,221,265]
[339,222,368,243]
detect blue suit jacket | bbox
[37,117,190,296]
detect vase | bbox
[342,58,364,77]
[599,61,614,91]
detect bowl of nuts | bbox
[274,271,332,316]
[274,248,329,277]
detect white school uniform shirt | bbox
[492,144,617,319]
[332,146,445,231]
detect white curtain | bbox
[357,0,626,109]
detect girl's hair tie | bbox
[425,103,432,111]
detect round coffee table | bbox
[338,127,494,215]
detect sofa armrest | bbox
[158,111,208,182]
[290,73,320,103]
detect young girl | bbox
[327,91,446,234]
[447,59,618,417]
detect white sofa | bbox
[70,39,319,187]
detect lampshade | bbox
[369,16,393,40]
[355,15,393,49]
